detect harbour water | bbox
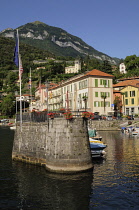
[0,126,139,209]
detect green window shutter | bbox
[103,80,106,87]
[108,80,110,87]
[94,101,96,107]
[98,101,100,107]
[100,79,102,85]
[131,98,134,104]
[125,99,128,105]
[108,92,110,97]
[95,92,98,97]
[95,79,98,87]
[125,92,128,97]
[101,101,104,107]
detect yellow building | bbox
[121,84,139,115]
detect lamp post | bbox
[82,96,88,112]
[121,92,125,115]
[45,80,49,120]
[101,95,107,114]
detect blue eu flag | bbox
[13,34,19,67]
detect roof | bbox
[113,80,139,88]
[113,90,121,93]
[118,76,139,81]
[85,69,114,78]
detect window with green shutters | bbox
[108,80,110,87]
[95,79,98,87]
[101,101,104,107]
[94,101,100,107]
[95,92,98,97]
[131,98,134,104]
[125,99,128,105]
[103,80,107,87]
[125,92,128,97]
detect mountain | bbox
[0,21,119,64]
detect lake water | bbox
[0,126,139,209]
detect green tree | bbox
[124,55,139,71]
[3,71,19,93]
[0,93,15,117]
[100,60,112,74]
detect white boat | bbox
[10,126,16,130]
[132,127,139,136]
[89,138,107,158]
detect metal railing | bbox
[16,111,84,122]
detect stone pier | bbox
[12,118,93,173]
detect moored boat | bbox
[88,128,102,141]
[89,138,107,158]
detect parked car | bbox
[91,112,102,120]
[106,115,113,120]
[127,115,134,120]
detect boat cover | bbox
[88,129,96,137]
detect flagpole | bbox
[29,67,32,112]
[17,29,22,130]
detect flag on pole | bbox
[19,54,23,79]
[39,81,41,93]
[28,69,32,89]
[13,31,19,67]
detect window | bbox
[95,92,98,97]
[101,101,104,107]
[94,101,100,107]
[103,80,107,87]
[125,99,128,105]
[100,79,109,87]
[131,98,134,104]
[131,107,134,114]
[130,91,135,97]
[108,80,110,87]
[95,79,98,87]
[125,92,128,97]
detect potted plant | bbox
[47,112,55,119]
[82,112,90,119]
[64,112,73,120]
[59,108,66,113]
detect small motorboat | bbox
[88,128,102,141]
[132,127,139,136]
[89,138,107,158]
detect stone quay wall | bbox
[12,118,93,173]
[88,119,122,131]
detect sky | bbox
[1,0,139,59]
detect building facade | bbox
[65,60,81,74]
[121,85,139,115]
[119,63,126,74]
[47,69,114,115]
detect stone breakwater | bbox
[12,118,93,173]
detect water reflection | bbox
[14,163,93,210]
[90,131,139,209]
[1,127,139,209]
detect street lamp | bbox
[82,96,88,112]
[121,92,125,115]
[101,95,107,113]
[45,80,49,120]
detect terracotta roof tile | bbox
[85,69,114,78]
[113,80,139,88]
